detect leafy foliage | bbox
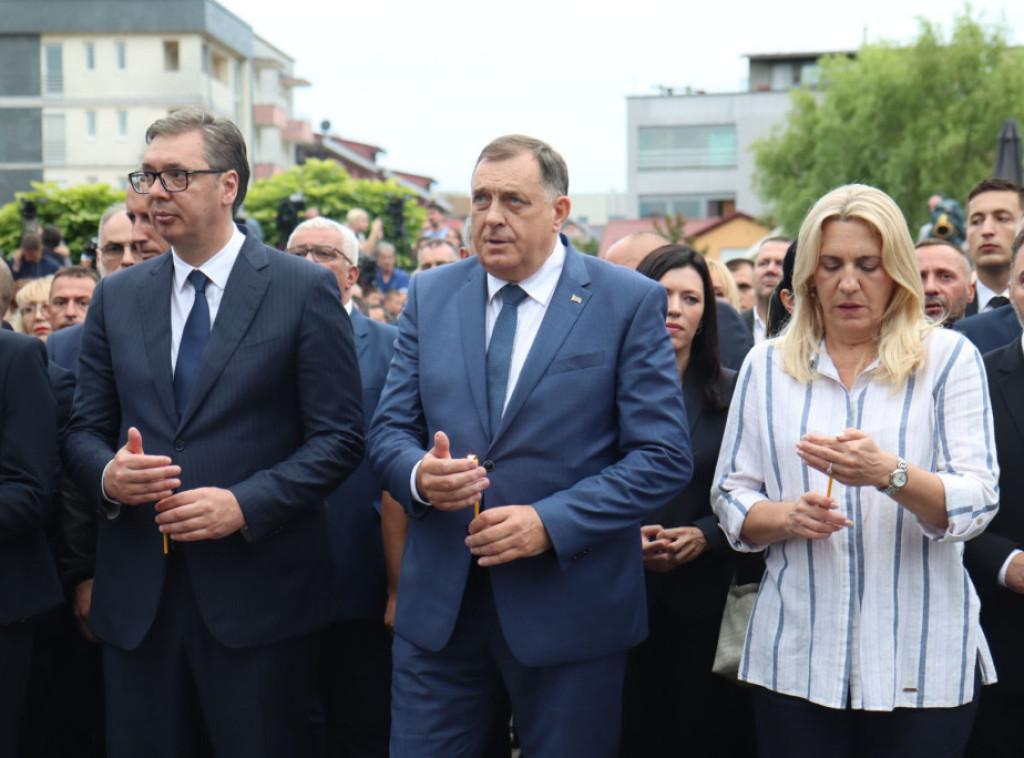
[0,182,126,261]
[752,9,1024,234]
[244,159,425,265]
[652,213,693,245]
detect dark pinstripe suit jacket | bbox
[65,236,365,650]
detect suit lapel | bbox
[996,341,1024,443]
[493,246,591,444]
[350,308,370,361]
[139,256,177,424]
[177,239,270,429]
[457,265,491,439]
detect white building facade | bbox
[626,52,848,220]
[0,0,307,203]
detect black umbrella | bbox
[994,117,1023,184]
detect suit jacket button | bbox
[482,460,494,471]
[174,439,185,451]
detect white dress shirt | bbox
[410,237,565,502]
[713,328,999,710]
[169,226,244,372]
[483,239,564,415]
[973,279,1009,313]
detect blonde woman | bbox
[705,256,741,311]
[712,184,998,757]
[13,275,54,341]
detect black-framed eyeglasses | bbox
[286,245,354,266]
[128,169,225,194]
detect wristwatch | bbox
[880,458,908,496]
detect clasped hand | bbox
[641,525,709,572]
[104,427,245,541]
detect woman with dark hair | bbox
[620,244,752,757]
[765,240,797,338]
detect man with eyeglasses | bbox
[287,216,398,756]
[47,202,149,376]
[65,107,364,758]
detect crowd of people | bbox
[1,105,1023,758]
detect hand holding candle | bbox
[414,431,489,511]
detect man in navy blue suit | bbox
[964,222,1024,756]
[0,329,62,755]
[286,216,396,757]
[65,108,364,758]
[368,135,692,757]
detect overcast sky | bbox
[217,0,1024,195]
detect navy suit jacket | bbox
[367,240,693,667]
[964,338,1024,692]
[47,322,83,378]
[327,308,397,619]
[953,304,1021,354]
[64,236,365,650]
[645,369,737,619]
[0,331,62,624]
[716,301,754,371]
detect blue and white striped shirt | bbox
[713,328,999,710]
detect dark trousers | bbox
[18,605,104,758]
[752,685,979,758]
[104,555,317,758]
[620,605,755,757]
[316,617,392,758]
[966,686,1024,757]
[390,567,626,758]
[0,621,34,757]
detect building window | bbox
[210,50,228,84]
[86,110,97,139]
[117,110,128,139]
[43,43,63,95]
[164,40,180,71]
[44,113,66,165]
[85,42,95,71]
[116,41,126,71]
[637,125,737,169]
[638,194,735,219]
[201,43,209,74]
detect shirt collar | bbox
[485,237,565,307]
[974,279,1008,310]
[171,225,245,293]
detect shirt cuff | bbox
[998,549,1021,588]
[409,461,430,506]
[100,460,123,519]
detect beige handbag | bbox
[711,579,758,682]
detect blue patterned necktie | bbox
[486,284,527,437]
[173,269,210,418]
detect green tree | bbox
[244,159,425,267]
[752,9,1024,234]
[0,182,126,261]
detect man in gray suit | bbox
[65,108,364,758]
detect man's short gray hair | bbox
[98,203,127,241]
[287,217,359,266]
[475,135,568,199]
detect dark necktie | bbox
[987,295,1010,309]
[487,284,527,437]
[173,270,210,418]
